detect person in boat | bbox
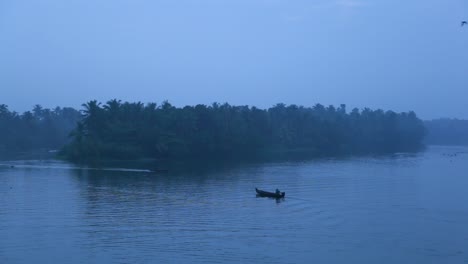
[275,189,281,195]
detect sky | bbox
[1,0,467,119]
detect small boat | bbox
[255,188,285,198]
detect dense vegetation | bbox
[0,104,81,156]
[60,100,426,162]
[425,118,468,146]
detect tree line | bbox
[59,100,426,162]
[0,104,81,156]
[0,101,427,161]
[425,118,468,146]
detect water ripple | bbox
[1,146,468,263]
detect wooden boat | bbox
[255,188,285,198]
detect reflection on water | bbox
[256,195,286,204]
[1,146,468,263]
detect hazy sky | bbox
[1,0,467,119]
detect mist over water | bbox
[2,0,468,262]
[1,146,467,263]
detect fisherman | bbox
[275,189,281,195]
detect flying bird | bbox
[462,21,468,27]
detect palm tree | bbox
[32,104,43,119]
[103,99,121,112]
[81,100,103,135]
[81,100,101,118]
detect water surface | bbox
[1,146,467,263]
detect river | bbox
[1,146,467,263]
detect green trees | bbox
[425,118,468,145]
[0,101,427,161]
[0,105,81,155]
[62,100,426,162]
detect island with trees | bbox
[1,100,427,163]
[61,100,426,162]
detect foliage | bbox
[0,104,81,155]
[61,100,426,162]
[425,118,468,145]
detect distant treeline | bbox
[0,104,81,155]
[58,100,426,162]
[425,118,468,146]
[0,101,428,162]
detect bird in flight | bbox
[462,21,468,27]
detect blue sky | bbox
[1,0,467,119]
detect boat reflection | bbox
[256,194,285,204]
